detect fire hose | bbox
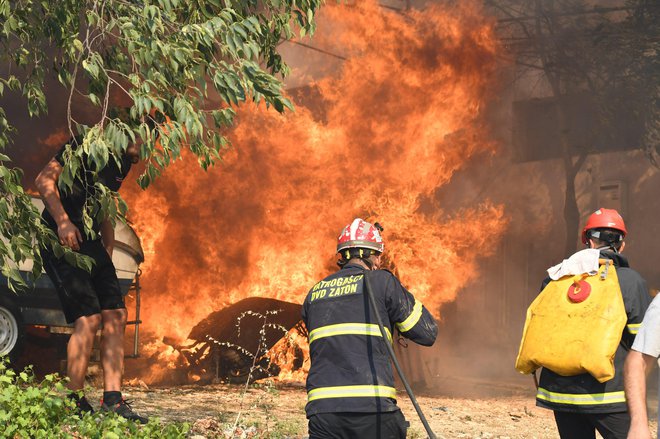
[363,271,437,439]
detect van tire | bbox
[0,296,24,362]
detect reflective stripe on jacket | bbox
[536,388,626,405]
[302,263,438,417]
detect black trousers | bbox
[308,411,408,439]
[554,411,630,439]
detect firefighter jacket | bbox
[536,250,651,413]
[302,262,438,417]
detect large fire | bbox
[122,0,507,384]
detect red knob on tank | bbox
[567,280,591,303]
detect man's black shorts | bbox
[42,239,126,323]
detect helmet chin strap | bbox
[594,244,619,254]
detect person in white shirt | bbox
[624,294,660,439]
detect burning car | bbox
[164,296,305,384]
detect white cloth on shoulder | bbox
[547,248,601,280]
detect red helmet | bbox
[337,218,384,253]
[581,208,627,245]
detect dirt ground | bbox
[82,381,658,439]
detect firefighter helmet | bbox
[581,208,627,245]
[337,218,384,253]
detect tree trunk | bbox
[563,161,581,255]
[556,103,587,256]
[533,0,586,256]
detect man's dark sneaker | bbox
[67,393,95,416]
[101,398,148,424]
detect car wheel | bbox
[0,296,24,361]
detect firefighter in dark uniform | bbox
[536,208,651,439]
[302,218,438,438]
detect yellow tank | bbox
[515,261,626,383]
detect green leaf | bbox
[82,59,100,80]
[83,209,94,235]
[2,266,26,292]
[89,93,100,106]
[90,142,110,170]
[225,32,237,54]
[73,39,84,52]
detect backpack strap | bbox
[598,259,612,280]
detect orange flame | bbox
[122,0,507,383]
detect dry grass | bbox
[83,381,659,438]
